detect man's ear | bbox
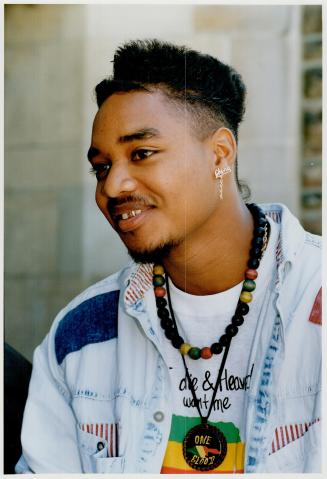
[211,127,237,169]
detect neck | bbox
[162,197,254,295]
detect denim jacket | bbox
[16,203,321,474]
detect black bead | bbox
[157,308,169,319]
[171,335,184,349]
[248,258,260,269]
[233,310,244,322]
[254,226,265,237]
[256,213,265,223]
[250,246,262,259]
[248,204,260,217]
[225,324,238,337]
[237,302,249,315]
[165,328,176,340]
[252,236,263,248]
[156,297,167,308]
[257,209,265,219]
[257,217,266,227]
[219,334,230,347]
[246,203,256,212]
[211,342,223,354]
[232,315,244,326]
[255,205,264,214]
[161,317,173,329]
[247,203,266,226]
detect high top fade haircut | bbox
[95,39,249,197]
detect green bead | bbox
[188,347,201,360]
[242,279,256,292]
[153,275,165,287]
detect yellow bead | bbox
[240,291,253,303]
[180,343,192,355]
[153,265,165,275]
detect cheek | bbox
[184,172,216,217]
[161,157,212,211]
[95,187,110,219]
[95,186,103,210]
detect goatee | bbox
[127,239,181,264]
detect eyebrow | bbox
[118,127,161,143]
[87,128,161,162]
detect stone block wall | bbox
[300,5,322,235]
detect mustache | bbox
[107,195,153,214]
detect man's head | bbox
[89,40,248,263]
[96,39,246,145]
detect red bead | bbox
[154,286,166,297]
[201,347,213,359]
[245,268,258,280]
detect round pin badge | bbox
[182,423,227,471]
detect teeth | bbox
[121,210,142,220]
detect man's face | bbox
[89,90,219,263]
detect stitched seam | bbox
[246,315,281,471]
[74,389,150,407]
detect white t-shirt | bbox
[160,217,279,474]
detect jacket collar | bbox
[261,202,305,267]
[123,262,153,308]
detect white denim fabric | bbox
[16,203,321,474]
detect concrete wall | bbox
[5,4,303,360]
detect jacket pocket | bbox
[77,424,125,473]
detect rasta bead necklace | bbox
[152,203,269,472]
[153,203,269,361]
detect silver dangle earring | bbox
[215,166,232,200]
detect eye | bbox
[132,149,155,161]
[89,164,110,181]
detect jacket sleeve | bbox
[16,331,83,473]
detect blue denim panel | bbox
[246,314,281,472]
[55,290,120,364]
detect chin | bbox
[126,239,181,264]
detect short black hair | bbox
[95,39,249,197]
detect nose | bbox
[101,162,138,198]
